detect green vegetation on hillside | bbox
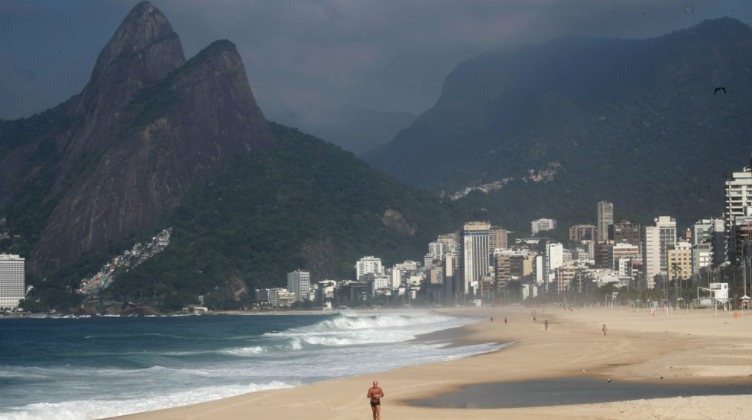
[103,123,470,310]
[366,18,752,228]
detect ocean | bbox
[0,311,501,420]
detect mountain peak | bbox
[80,1,185,116]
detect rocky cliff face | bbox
[0,2,274,272]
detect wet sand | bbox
[113,306,752,420]
[409,377,752,409]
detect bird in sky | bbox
[714,87,727,95]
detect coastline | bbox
[111,306,752,420]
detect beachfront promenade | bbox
[114,306,752,420]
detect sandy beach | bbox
[114,306,752,420]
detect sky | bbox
[0,0,750,132]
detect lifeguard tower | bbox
[695,283,730,309]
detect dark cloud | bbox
[1,0,749,133]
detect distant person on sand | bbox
[544,320,548,331]
[602,324,608,337]
[367,380,385,420]
[533,315,536,322]
[504,317,508,325]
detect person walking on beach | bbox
[367,380,385,420]
[602,324,608,337]
[544,320,548,331]
[504,317,507,325]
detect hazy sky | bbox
[0,0,749,130]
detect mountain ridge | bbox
[0,2,274,272]
[364,17,752,228]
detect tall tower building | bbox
[725,158,752,263]
[545,242,564,286]
[0,254,25,310]
[643,226,661,289]
[597,201,614,243]
[691,218,725,267]
[643,216,676,289]
[461,222,490,296]
[444,251,460,300]
[286,269,310,302]
[655,216,677,275]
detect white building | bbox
[610,243,639,270]
[356,256,383,280]
[655,216,677,274]
[437,233,459,252]
[0,254,25,310]
[462,222,490,295]
[521,283,538,300]
[255,287,293,307]
[276,290,297,307]
[428,242,449,260]
[287,270,310,302]
[364,273,390,296]
[545,243,563,285]
[597,201,614,243]
[533,255,545,285]
[724,160,752,261]
[391,260,421,288]
[531,218,557,235]
[643,226,661,289]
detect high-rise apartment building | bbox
[428,242,449,260]
[531,218,557,235]
[611,220,642,254]
[594,243,612,269]
[610,243,639,270]
[692,242,713,279]
[437,233,459,252]
[444,251,460,300]
[494,256,512,289]
[489,227,509,251]
[597,201,614,243]
[461,222,490,296]
[724,160,752,262]
[569,225,595,242]
[691,218,725,267]
[643,226,661,289]
[391,260,421,289]
[642,217,676,289]
[667,242,692,282]
[0,254,24,310]
[286,270,310,303]
[655,216,677,274]
[545,242,563,286]
[425,241,450,269]
[730,215,752,263]
[355,256,383,280]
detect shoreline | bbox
[112,306,752,420]
[0,306,441,320]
